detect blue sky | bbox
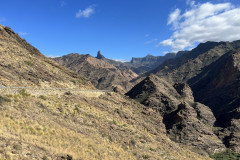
[1,0,240,60]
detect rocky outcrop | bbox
[126,74,225,155]
[164,102,224,155]
[173,83,194,102]
[96,51,105,59]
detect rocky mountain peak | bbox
[96,51,105,59]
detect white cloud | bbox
[112,59,130,63]
[76,6,95,18]
[160,2,240,52]
[167,8,181,28]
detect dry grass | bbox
[0,92,210,160]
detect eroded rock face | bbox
[164,102,224,155]
[173,83,194,102]
[190,50,240,152]
[126,74,225,155]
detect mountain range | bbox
[0,24,239,159]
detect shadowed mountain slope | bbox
[189,49,240,152]
[131,41,240,153]
[147,41,240,83]
[126,74,225,155]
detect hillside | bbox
[189,49,240,152]
[131,41,240,153]
[0,25,93,89]
[0,25,212,159]
[126,74,225,155]
[0,89,210,160]
[54,53,138,92]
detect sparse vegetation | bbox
[39,95,47,100]
[24,60,33,66]
[13,144,22,150]
[142,154,150,159]
[19,89,30,97]
[42,155,48,160]
[0,92,209,159]
[0,96,11,105]
[210,149,240,160]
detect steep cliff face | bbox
[54,53,138,92]
[129,41,240,152]
[126,74,225,155]
[190,50,240,152]
[0,25,93,89]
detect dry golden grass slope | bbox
[0,25,93,89]
[0,25,210,160]
[0,91,210,160]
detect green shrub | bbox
[130,139,136,146]
[210,149,240,160]
[142,154,150,159]
[74,105,80,113]
[42,155,48,160]
[13,144,22,150]
[0,96,11,105]
[19,89,30,97]
[24,61,33,66]
[39,95,47,100]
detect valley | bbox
[0,24,240,160]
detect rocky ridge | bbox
[54,53,138,93]
[96,51,176,75]
[126,74,225,155]
[130,41,240,153]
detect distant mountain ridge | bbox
[96,51,176,74]
[152,41,240,83]
[53,53,138,93]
